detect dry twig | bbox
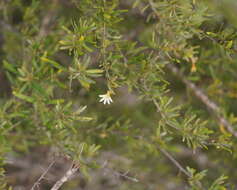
[157,146,204,189]
[146,0,237,138]
[50,164,79,190]
[31,161,55,190]
[157,146,190,177]
[167,64,237,138]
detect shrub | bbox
[1,0,237,189]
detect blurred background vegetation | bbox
[1,0,237,189]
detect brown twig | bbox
[31,161,55,190]
[101,160,139,182]
[50,164,79,190]
[167,64,237,138]
[157,146,190,177]
[146,0,237,138]
[157,146,204,189]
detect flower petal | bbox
[99,97,105,102]
[99,93,113,104]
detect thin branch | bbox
[157,146,190,177]
[31,161,55,190]
[146,0,237,138]
[50,164,79,190]
[157,146,204,189]
[167,64,237,138]
[102,161,139,182]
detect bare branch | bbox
[157,146,204,189]
[158,146,190,177]
[167,64,237,138]
[50,164,79,190]
[146,0,237,138]
[31,161,55,190]
[102,161,139,182]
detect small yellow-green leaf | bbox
[79,79,90,90]
[41,57,65,71]
[59,40,69,45]
[78,116,93,121]
[86,69,104,74]
[226,40,233,49]
[48,99,65,104]
[82,44,93,52]
[13,91,34,103]
[3,60,18,74]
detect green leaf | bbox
[77,116,93,121]
[79,79,90,90]
[3,60,18,74]
[13,91,34,103]
[86,69,104,74]
[41,57,65,71]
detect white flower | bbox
[99,91,113,105]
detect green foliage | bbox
[0,0,237,189]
